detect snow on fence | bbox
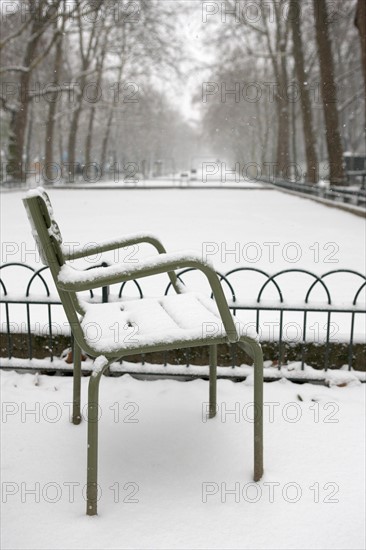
[0,262,365,375]
[261,177,366,211]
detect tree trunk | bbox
[271,5,290,178]
[100,108,114,172]
[7,22,41,182]
[355,0,366,149]
[66,8,99,183]
[84,75,103,167]
[355,0,366,90]
[84,106,95,167]
[291,81,297,176]
[44,30,63,184]
[100,55,124,176]
[313,0,345,184]
[275,51,290,178]
[66,96,83,182]
[25,100,33,167]
[85,31,108,167]
[290,0,318,183]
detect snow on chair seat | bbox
[80,292,257,353]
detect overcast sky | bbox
[157,1,217,124]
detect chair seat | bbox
[80,291,256,353]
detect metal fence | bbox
[1,262,365,374]
[261,178,366,209]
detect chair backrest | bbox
[23,187,87,350]
[23,187,64,268]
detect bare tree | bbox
[84,29,109,167]
[313,0,345,184]
[206,0,292,177]
[65,2,103,181]
[43,17,64,183]
[2,0,63,182]
[355,0,366,91]
[269,1,291,176]
[289,0,318,183]
[355,0,366,147]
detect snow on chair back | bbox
[23,187,64,268]
[23,188,87,349]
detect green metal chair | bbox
[23,187,264,515]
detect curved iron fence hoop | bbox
[118,279,144,299]
[164,269,195,295]
[257,269,331,304]
[210,272,236,303]
[0,263,36,298]
[0,279,7,296]
[305,269,366,304]
[0,263,35,271]
[162,267,235,302]
[225,267,283,302]
[25,266,52,297]
[353,281,366,306]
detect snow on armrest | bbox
[57,250,213,290]
[62,231,165,260]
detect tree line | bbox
[201,0,365,184]
[1,0,365,185]
[0,0,198,183]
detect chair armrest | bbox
[57,251,239,342]
[62,232,180,292]
[63,232,168,260]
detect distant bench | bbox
[346,170,366,187]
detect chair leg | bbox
[72,341,81,425]
[209,344,217,418]
[86,357,109,516]
[252,344,264,481]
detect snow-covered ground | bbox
[1,370,365,550]
[1,187,365,549]
[1,185,364,273]
[1,187,365,343]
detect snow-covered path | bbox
[1,371,365,549]
[1,187,365,273]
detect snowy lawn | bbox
[1,370,365,550]
[1,187,365,273]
